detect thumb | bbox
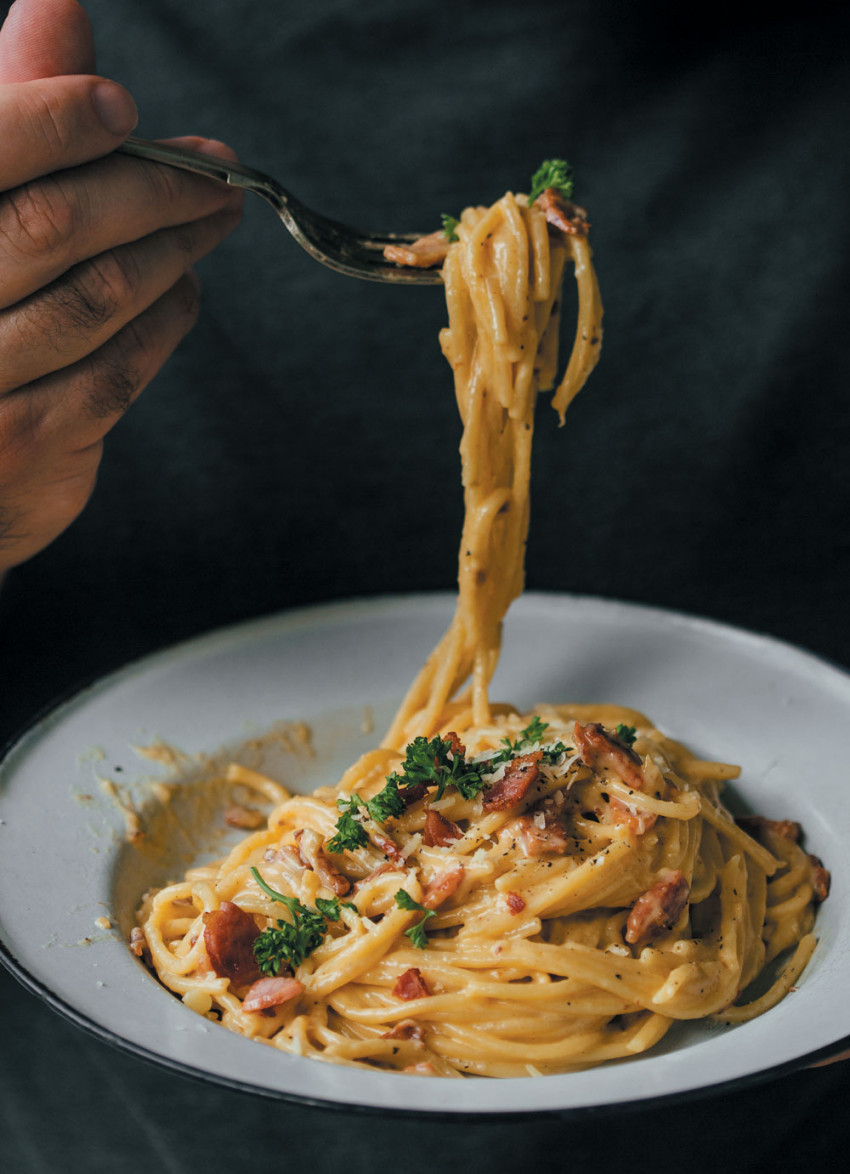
[0,0,96,83]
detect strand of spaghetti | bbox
[552,234,603,421]
[699,800,782,874]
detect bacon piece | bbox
[383,229,450,269]
[444,731,467,759]
[625,869,690,945]
[203,901,262,984]
[808,855,831,904]
[506,891,526,915]
[534,188,590,237]
[129,926,146,957]
[512,794,573,856]
[573,722,644,790]
[393,967,431,1001]
[482,752,543,812]
[381,1018,424,1042]
[606,796,657,836]
[423,809,462,847]
[737,816,801,843]
[422,865,465,910]
[224,804,265,830]
[401,782,428,807]
[241,975,304,1013]
[297,828,351,895]
[369,828,404,862]
[513,814,571,856]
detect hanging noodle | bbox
[134,181,827,1078]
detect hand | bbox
[0,0,244,575]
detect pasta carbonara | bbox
[134,165,828,1077]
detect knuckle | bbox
[82,324,149,420]
[140,159,189,211]
[171,224,197,257]
[23,89,70,158]
[85,247,142,315]
[85,351,143,420]
[36,247,139,343]
[0,177,77,261]
[176,273,201,320]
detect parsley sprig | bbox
[394,889,436,949]
[528,158,575,205]
[393,735,489,801]
[491,716,571,766]
[326,777,408,854]
[441,213,459,242]
[615,724,637,747]
[327,735,492,852]
[250,867,346,976]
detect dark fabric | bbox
[1,0,849,1169]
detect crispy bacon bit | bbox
[242,975,304,1013]
[444,730,467,759]
[808,855,831,904]
[607,795,657,836]
[393,967,431,1001]
[383,229,450,269]
[506,891,526,915]
[625,869,690,945]
[482,751,543,812]
[573,722,644,790]
[224,804,265,830]
[422,865,465,910]
[513,794,572,856]
[369,828,404,862]
[401,782,429,807]
[381,1018,424,1042]
[296,828,352,895]
[737,816,801,843]
[203,901,262,984]
[423,809,462,847]
[129,926,146,957]
[534,188,590,237]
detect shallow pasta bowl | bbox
[0,592,848,1114]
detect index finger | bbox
[0,73,138,191]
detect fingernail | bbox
[92,80,138,137]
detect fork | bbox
[117,136,443,285]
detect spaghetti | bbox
[134,172,828,1077]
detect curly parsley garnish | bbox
[362,777,407,823]
[491,716,571,766]
[326,805,370,854]
[250,867,338,976]
[395,735,489,801]
[441,213,460,242]
[327,778,409,854]
[615,724,637,747]
[394,889,436,949]
[528,158,575,205]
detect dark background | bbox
[1,1,848,1170]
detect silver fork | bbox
[117,136,443,285]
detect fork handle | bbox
[117,136,290,212]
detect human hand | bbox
[0,0,244,575]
